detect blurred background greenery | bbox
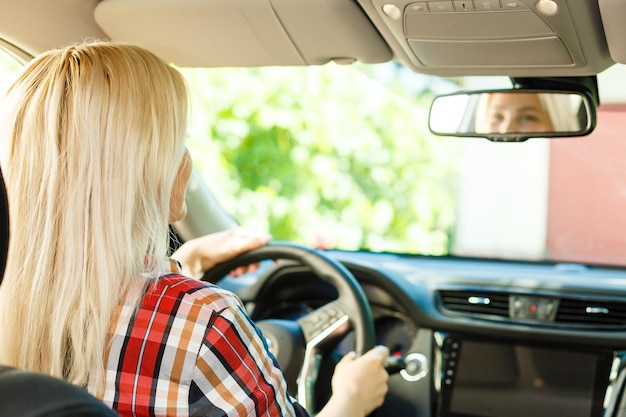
[0,51,462,256]
[181,63,461,255]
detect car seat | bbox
[0,167,118,417]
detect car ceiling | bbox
[0,0,626,77]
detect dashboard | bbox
[219,250,626,417]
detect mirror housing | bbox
[428,77,598,142]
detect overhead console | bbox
[361,0,614,76]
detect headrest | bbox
[0,168,8,281]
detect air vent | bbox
[555,298,626,327]
[439,290,509,318]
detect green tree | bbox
[182,63,459,255]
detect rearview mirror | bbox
[429,90,595,142]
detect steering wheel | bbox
[202,242,375,412]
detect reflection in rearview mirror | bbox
[429,90,593,142]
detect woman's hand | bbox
[318,345,390,417]
[172,227,272,278]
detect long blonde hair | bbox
[0,41,188,392]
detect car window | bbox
[0,48,22,96]
[2,49,623,268]
[182,64,554,260]
[182,63,626,268]
[181,64,466,256]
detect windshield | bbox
[2,45,623,268]
[180,63,626,268]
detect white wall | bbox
[452,76,550,261]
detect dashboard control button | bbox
[400,352,429,382]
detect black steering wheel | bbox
[202,242,375,412]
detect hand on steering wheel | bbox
[201,242,376,413]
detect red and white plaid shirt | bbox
[102,264,300,417]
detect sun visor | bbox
[599,0,626,64]
[94,0,392,67]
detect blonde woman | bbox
[0,42,388,417]
[474,91,581,134]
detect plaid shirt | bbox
[102,266,300,417]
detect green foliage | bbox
[181,64,459,255]
[0,51,22,95]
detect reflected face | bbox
[481,93,554,133]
